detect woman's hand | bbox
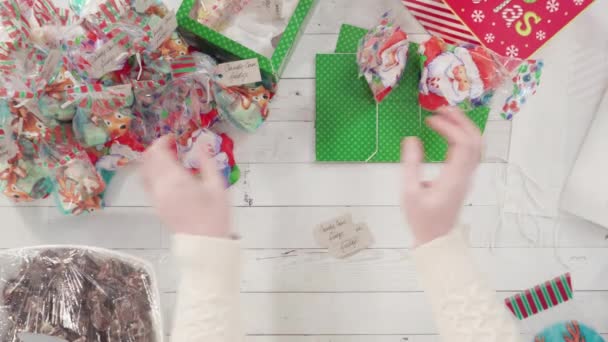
[401,107,482,246]
[140,135,231,238]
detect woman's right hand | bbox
[401,107,482,247]
[140,135,231,238]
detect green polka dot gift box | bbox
[315,24,490,163]
[177,0,316,81]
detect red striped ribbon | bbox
[505,273,572,320]
[402,0,480,46]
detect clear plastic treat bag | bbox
[68,84,135,147]
[0,246,163,341]
[44,144,106,215]
[418,36,543,119]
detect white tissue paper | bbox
[221,0,299,58]
[502,0,608,220]
[560,89,608,229]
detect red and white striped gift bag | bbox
[402,0,480,45]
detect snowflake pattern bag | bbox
[441,0,596,60]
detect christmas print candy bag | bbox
[357,12,409,103]
[214,80,274,132]
[0,82,54,203]
[39,59,82,123]
[44,144,107,215]
[68,84,135,148]
[418,36,543,118]
[155,53,218,138]
[0,246,163,342]
[174,127,239,186]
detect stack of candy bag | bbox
[357,15,544,117]
[0,0,274,215]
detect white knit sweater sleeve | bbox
[171,234,243,342]
[412,228,521,342]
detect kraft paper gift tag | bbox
[328,222,374,259]
[314,213,353,248]
[314,214,374,258]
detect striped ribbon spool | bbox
[505,273,573,320]
[401,0,480,46]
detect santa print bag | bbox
[417,36,543,119]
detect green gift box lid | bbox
[177,0,316,80]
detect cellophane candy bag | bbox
[192,0,248,30]
[0,79,54,203]
[153,53,239,185]
[176,127,239,186]
[61,0,151,81]
[0,0,246,210]
[44,144,106,215]
[143,31,191,81]
[357,12,409,103]
[500,59,543,120]
[39,58,82,122]
[69,83,134,147]
[418,36,508,111]
[418,36,542,118]
[0,247,163,342]
[131,79,167,145]
[214,80,274,132]
[155,52,218,136]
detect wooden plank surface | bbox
[160,292,608,335]
[116,247,608,293]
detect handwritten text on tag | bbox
[328,223,374,259]
[314,214,352,248]
[215,58,262,87]
[88,40,128,79]
[314,214,374,258]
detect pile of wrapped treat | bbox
[0,0,275,215]
[0,247,163,341]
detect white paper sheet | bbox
[504,0,608,218]
[560,88,608,228]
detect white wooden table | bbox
[4,0,608,340]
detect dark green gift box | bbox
[177,0,316,81]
